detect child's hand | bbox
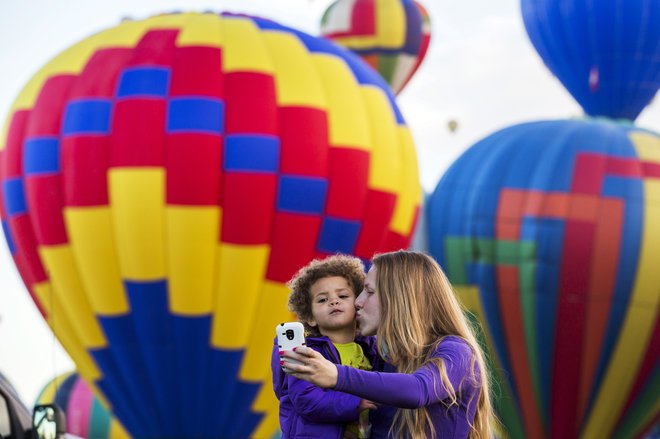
[358,399,377,412]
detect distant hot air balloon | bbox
[36,372,129,439]
[321,0,431,95]
[0,12,421,438]
[521,0,660,120]
[447,119,458,133]
[427,118,660,439]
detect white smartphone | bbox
[276,322,306,371]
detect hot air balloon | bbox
[320,0,431,95]
[427,118,660,439]
[36,372,129,439]
[0,12,421,438]
[521,0,660,120]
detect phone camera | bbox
[286,329,295,340]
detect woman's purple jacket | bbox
[271,334,395,438]
[335,336,481,439]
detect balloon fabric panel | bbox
[0,12,420,438]
[427,119,660,439]
[68,378,95,438]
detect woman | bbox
[281,250,496,438]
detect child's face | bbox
[308,276,357,333]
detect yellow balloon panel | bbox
[64,207,128,315]
[167,206,221,315]
[108,168,166,281]
[211,243,271,348]
[312,54,371,151]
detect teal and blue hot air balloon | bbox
[427,119,660,439]
[521,0,660,121]
[35,372,129,439]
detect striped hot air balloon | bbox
[36,372,129,439]
[0,12,420,438]
[427,118,660,439]
[321,0,431,95]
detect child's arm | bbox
[287,373,365,423]
[271,338,285,399]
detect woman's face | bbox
[355,266,380,336]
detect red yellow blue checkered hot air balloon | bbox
[36,372,129,439]
[321,0,431,95]
[427,119,660,439]
[0,12,421,438]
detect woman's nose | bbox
[355,292,365,309]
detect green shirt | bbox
[333,342,372,438]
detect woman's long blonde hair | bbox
[372,251,495,438]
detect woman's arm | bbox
[335,364,443,409]
[340,339,473,408]
[282,338,474,409]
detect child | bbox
[272,254,380,438]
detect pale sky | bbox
[0,0,658,407]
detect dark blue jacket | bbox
[271,334,395,438]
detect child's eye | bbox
[340,295,349,299]
[317,298,326,303]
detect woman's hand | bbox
[359,399,377,412]
[280,346,339,388]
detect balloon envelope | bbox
[521,0,660,121]
[36,372,128,439]
[321,0,431,95]
[0,12,420,438]
[427,119,660,439]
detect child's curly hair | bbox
[287,254,366,336]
